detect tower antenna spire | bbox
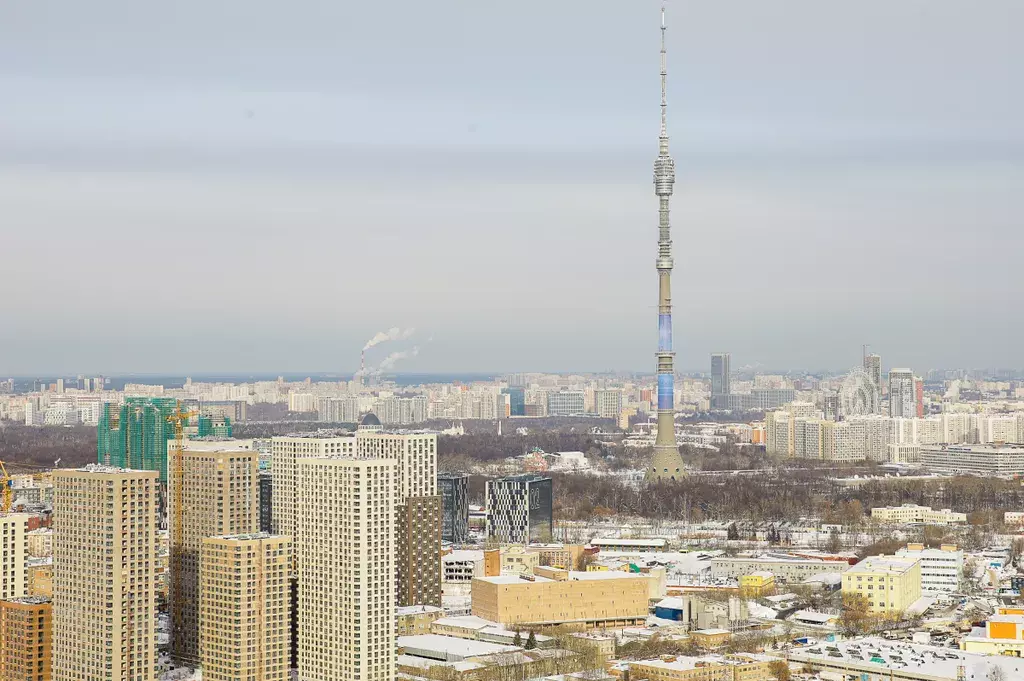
[660,3,668,138]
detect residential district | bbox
[5,355,1024,680]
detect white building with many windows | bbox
[895,543,962,594]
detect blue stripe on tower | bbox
[658,374,673,410]
[658,313,672,352]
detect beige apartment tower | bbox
[0,514,29,600]
[271,435,354,547]
[297,456,395,681]
[169,449,258,664]
[200,533,292,681]
[54,466,158,681]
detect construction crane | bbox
[0,460,12,514]
[167,404,198,656]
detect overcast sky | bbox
[1,0,1022,376]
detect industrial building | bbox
[297,456,396,681]
[53,466,158,681]
[200,533,292,681]
[169,448,258,664]
[471,568,650,627]
[486,474,553,544]
[710,555,850,582]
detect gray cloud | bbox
[1,0,1022,375]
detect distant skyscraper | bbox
[297,457,395,681]
[54,466,158,681]
[594,389,624,419]
[915,377,925,418]
[170,448,258,664]
[438,472,469,544]
[546,390,585,416]
[647,6,685,482]
[711,353,731,399]
[503,387,526,417]
[864,353,882,395]
[97,396,179,483]
[889,369,916,418]
[486,475,553,544]
[200,533,292,681]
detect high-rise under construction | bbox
[97,396,179,483]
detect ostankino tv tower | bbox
[647,3,685,482]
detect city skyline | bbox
[3,0,1023,373]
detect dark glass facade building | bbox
[438,473,469,544]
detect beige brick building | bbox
[200,533,292,681]
[298,456,395,681]
[0,596,52,681]
[628,654,777,681]
[54,466,158,681]
[472,569,650,627]
[169,448,258,664]
[271,435,354,548]
[842,555,921,614]
[0,514,28,600]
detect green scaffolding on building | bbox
[97,397,180,483]
[197,415,232,438]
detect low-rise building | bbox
[502,545,541,576]
[789,637,1021,681]
[398,605,445,636]
[841,555,921,614]
[472,569,650,628]
[627,654,775,681]
[592,538,667,552]
[443,550,484,584]
[870,504,967,525]
[710,555,850,582]
[921,444,1024,477]
[738,572,775,598]
[894,543,962,594]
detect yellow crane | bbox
[0,460,11,513]
[167,404,198,655]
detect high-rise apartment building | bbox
[0,514,28,600]
[711,353,731,398]
[594,389,624,419]
[271,434,355,547]
[889,369,916,419]
[915,377,925,418]
[438,473,469,544]
[864,353,883,395]
[486,475,553,544]
[297,457,395,681]
[169,449,257,664]
[0,596,52,681]
[200,533,292,681]
[397,495,442,607]
[259,470,274,533]
[97,397,179,483]
[546,390,585,416]
[54,466,158,681]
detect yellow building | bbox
[397,605,444,635]
[54,466,158,681]
[26,560,52,598]
[870,504,967,525]
[502,545,541,575]
[0,514,28,601]
[738,572,775,598]
[200,533,292,681]
[690,629,733,650]
[0,596,52,681]
[471,569,650,627]
[628,654,776,681]
[170,448,258,664]
[25,528,52,558]
[526,543,585,570]
[841,555,921,614]
[962,613,1024,655]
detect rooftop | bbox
[789,637,1024,678]
[847,556,919,575]
[397,605,444,617]
[397,634,519,661]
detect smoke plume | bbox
[362,327,415,351]
[378,346,420,372]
